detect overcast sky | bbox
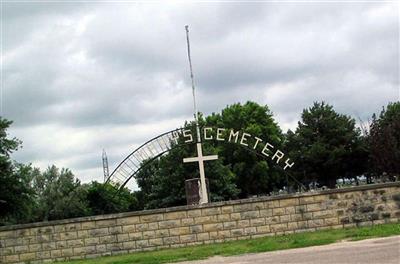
[2,1,399,187]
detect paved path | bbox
[175,236,400,264]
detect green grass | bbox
[63,223,400,264]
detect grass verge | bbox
[63,223,400,264]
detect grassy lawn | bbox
[63,223,400,264]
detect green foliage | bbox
[0,118,36,225]
[205,102,284,197]
[285,102,368,188]
[0,118,21,156]
[33,165,91,221]
[135,101,283,209]
[369,102,400,176]
[1,101,397,225]
[0,116,139,224]
[135,139,240,209]
[86,182,138,215]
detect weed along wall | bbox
[1,183,400,263]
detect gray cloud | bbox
[3,2,398,187]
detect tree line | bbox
[0,101,398,225]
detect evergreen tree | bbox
[285,102,367,188]
[369,102,400,178]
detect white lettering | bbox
[272,150,284,164]
[203,127,213,140]
[240,132,251,146]
[217,128,225,141]
[183,129,193,143]
[261,143,274,157]
[253,137,263,149]
[171,131,180,144]
[284,159,295,170]
[228,129,240,143]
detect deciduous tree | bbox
[135,101,284,209]
[0,118,36,225]
[86,182,139,215]
[205,102,285,197]
[33,165,90,221]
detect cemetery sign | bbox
[106,26,294,205]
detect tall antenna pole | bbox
[185,25,201,143]
[102,149,109,183]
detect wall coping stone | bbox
[1,182,398,231]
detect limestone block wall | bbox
[1,182,399,263]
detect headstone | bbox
[185,178,210,205]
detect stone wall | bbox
[1,182,399,263]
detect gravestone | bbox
[185,178,210,205]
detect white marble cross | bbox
[183,143,218,204]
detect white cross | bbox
[183,143,218,204]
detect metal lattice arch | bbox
[106,128,188,190]
[107,126,306,192]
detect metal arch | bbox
[106,127,192,189]
[113,142,196,191]
[107,126,305,192]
